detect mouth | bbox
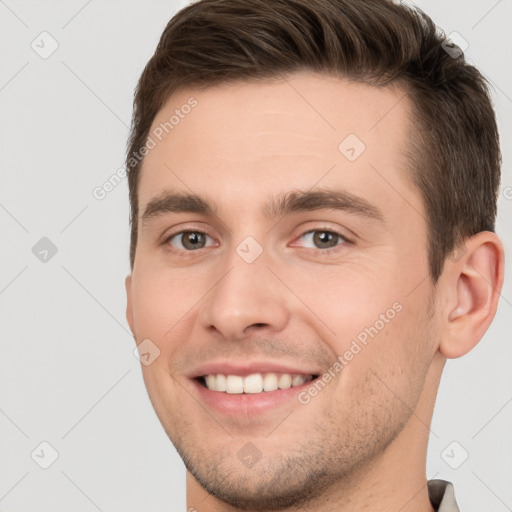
[196,372,319,394]
[190,371,322,418]
[187,361,323,417]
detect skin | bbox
[125,71,504,511]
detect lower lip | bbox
[190,378,317,418]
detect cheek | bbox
[139,363,187,442]
[306,268,432,392]
[336,293,434,412]
[293,268,402,342]
[131,270,198,340]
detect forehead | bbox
[137,72,421,224]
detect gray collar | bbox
[428,479,460,512]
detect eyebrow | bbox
[141,188,385,226]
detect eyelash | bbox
[162,227,353,256]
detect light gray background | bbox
[0,1,510,510]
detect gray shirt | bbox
[428,480,460,512]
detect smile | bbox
[200,372,316,394]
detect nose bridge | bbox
[198,239,289,339]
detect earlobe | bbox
[439,232,504,359]
[125,274,136,339]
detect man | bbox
[124,0,505,510]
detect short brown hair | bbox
[126,0,501,281]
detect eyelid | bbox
[163,228,217,252]
[160,222,212,243]
[290,226,353,251]
[162,224,354,254]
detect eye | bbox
[165,231,216,251]
[295,229,350,251]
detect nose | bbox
[198,247,290,341]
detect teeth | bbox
[205,375,216,390]
[216,373,227,392]
[244,373,263,393]
[202,372,313,393]
[292,375,307,386]
[226,375,244,394]
[278,373,292,390]
[263,373,278,391]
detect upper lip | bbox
[189,360,322,379]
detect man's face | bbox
[126,72,440,508]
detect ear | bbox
[125,274,136,340]
[439,231,504,359]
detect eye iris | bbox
[313,231,338,248]
[182,232,205,250]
